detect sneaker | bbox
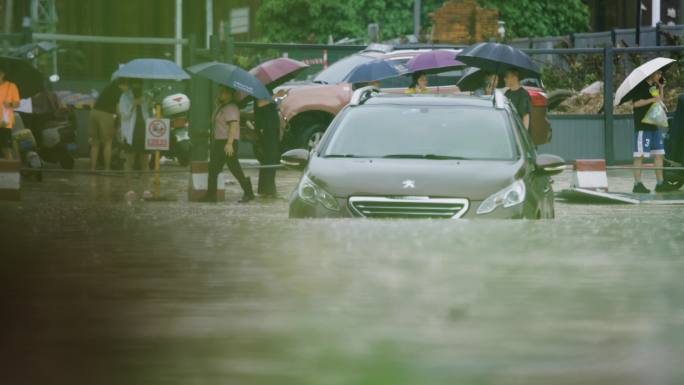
[633,182,650,194]
[238,193,255,203]
[142,190,153,200]
[655,183,673,193]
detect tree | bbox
[477,0,589,39]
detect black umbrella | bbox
[458,67,514,91]
[187,62,271,100]
[457,67,488,92]
[457,42,540,79]
[0,56,46,98]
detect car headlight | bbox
[298,175,340,211]
[476,180,526,215]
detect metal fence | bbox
[511,23,684,49]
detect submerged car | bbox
[281,87,565,219]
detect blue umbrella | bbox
[344,59,408,84]
[112,58,190,80]
[187,61,271,100]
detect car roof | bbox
[362,93,505,109]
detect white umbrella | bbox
[614,57,676,106]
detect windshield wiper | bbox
[383,154,469,160]
[312,80,328,85]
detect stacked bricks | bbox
[430,0,499,44]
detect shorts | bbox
[88,109,117,143]
[633,130,665,158]
[0,129,11,149]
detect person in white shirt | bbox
[118,79,152,201]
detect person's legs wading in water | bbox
[254,99,279,198]
[89,110,116,171]
[124,80,151,200]
[205,139,254,203]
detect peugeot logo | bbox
[402,180,416,189]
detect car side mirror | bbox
[280,148,309,170]
[535,153,566,175]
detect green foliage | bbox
[256,0,589,43]
[257,0,444,43]
[478,0,589,39]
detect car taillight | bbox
[526,89,547,107]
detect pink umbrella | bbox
[406,49,464,74]
[250,58,309,89]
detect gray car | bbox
[281,88,565,219]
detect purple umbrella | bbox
[406,50,464,74]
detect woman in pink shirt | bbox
[204,85,254,202]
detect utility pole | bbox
[175,0,183,67]
[31,0,57,74]
[414,0,421,39]
[636,0,641,46]
[651,0,660,26]
[205,0,213,49]
[4,0,14,34]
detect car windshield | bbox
[323,105,517,160]
[313,54,375,84]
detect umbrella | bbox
[0,56,45,97]
[614,57,676,106]
[112,58,190,80]
[187,62,271,100]
[457,67,488,92]
[250,58,309,89]
[406,50,464,74]
[344,59,408,84]
[457,42,540,79]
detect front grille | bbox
[348,196,469,219]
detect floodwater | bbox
[2,162,684,385]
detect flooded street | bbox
[2,162,684,385]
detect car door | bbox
[511,113,552,218]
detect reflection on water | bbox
[1,169,684,385]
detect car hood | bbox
[307,157,524,200]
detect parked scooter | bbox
[160,93,192,166]
[17,90,78,170]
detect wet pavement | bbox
[2,160,684,385]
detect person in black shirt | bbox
[250,99,280,197]
[503,68,531,129]
[89,79,125,171]
[630,70,669,193]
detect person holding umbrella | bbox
[204,85,254,203]
[249,98,279,198]
[406,71,429,94]
[187,61,272,203]
[629,70,668,193]
[119,78,152,200]
[614,57,676,193]
[0,65,20,160]
[503,68,531,129]
[246,57,309,198]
